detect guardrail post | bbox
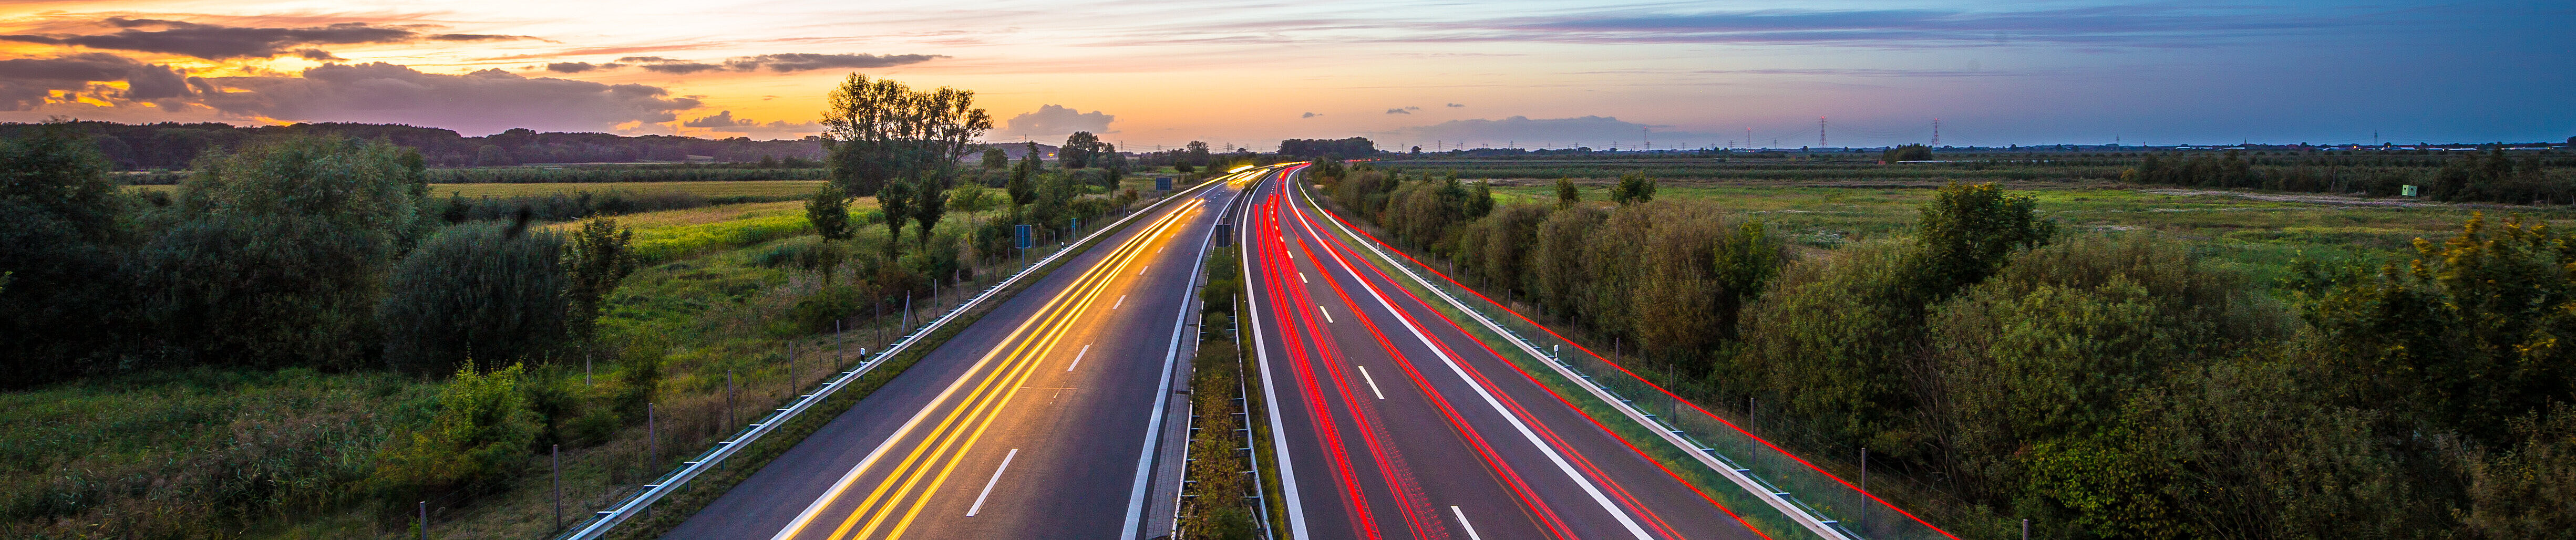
[419,500,428,540]
[552,443,562,531]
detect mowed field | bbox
[131,179,825,199]
[1493,179,2576,285]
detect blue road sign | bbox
[1014,224,1033,250]
[1155,176,1172,191]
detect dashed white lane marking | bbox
[1112,295,1126,310]
[1067,344,1091,372]
[1316,305,1334,323]
[965,448,1019,516]
[1357,365,1386,400]
[1451,506,1483,540]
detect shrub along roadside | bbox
[1308,160,2576,538]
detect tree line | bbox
[2126,148,2576,203]
[1314,165,2576,538]
[0,124,640,383]
[0,120,827,171]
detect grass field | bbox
[1495,178,2576,286]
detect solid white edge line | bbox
[1307,183,1862,540]
[965,449,1020,517]
[1245,175,1313,539]
[1118,187,1230,540]
[1068,344,1090,372]
[1286,182,1656,540]
[1451,505,1484,540]
[1357,365,1386,400]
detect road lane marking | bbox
[1357,365,1386,400]
[1068,344,1090,372]
[1139,265,1150,276]
[1451,506,1484,540]
[1285,185,1656,540]
[965,449,1019,517]
[878,209,1199,538]
[1316,305,1333,323]
[1298,271,1307,284]
[1113,294,1126,310]
[790,202,1198,540]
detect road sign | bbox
[1214,223,1231,246]
[1155,176,1172,191]
[1014,224,1033,249]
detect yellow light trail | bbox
[801,195,1208,540]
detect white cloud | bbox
[1002,104,1113,138]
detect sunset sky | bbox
[1,1,2566,150]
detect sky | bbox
[1,0,2567,150]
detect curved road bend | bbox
[665,166,1282,540]
[1242,167,1771,540]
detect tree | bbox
[1006,148,1037,208]
[0,124,132,385]
[1555,177,1580,209]
[1881,144,1932,163]
[878,174,914,256]
[380,221,571,372]
[563,216,635,347]
[144,136,429,369]
[819,72,994,199]
[2301,213,2576,439]
[910,167,946,248]
[1465,180,1495,219]
[1612,173,1657,204]
[1184,140,1211,167]
[1061,131,1101,169]
[981,147,1008,169]
[1099,142,1130,182]
[1912,182,2055,296]
[806,181,854,241]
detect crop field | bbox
[1495,179,2576,285]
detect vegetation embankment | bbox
[0,70,1181,539]
[1307,160,2576,539]
[1177,245,1262,539]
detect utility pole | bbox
[1932,119,1941,146]
[1819,117,1828,148]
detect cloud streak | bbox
[0,53,198,110]
[197,63,699,135]
[0,17,534,59]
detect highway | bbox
[664,166,1280,540]
[1241,165,1771,540]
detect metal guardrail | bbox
[1295,184,1960,540]
[554,175,1234,540]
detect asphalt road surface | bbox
[665,167,1280,540]
[1240,166,1770,540]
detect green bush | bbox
[379,221,572,373]
[373,364,540,500]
